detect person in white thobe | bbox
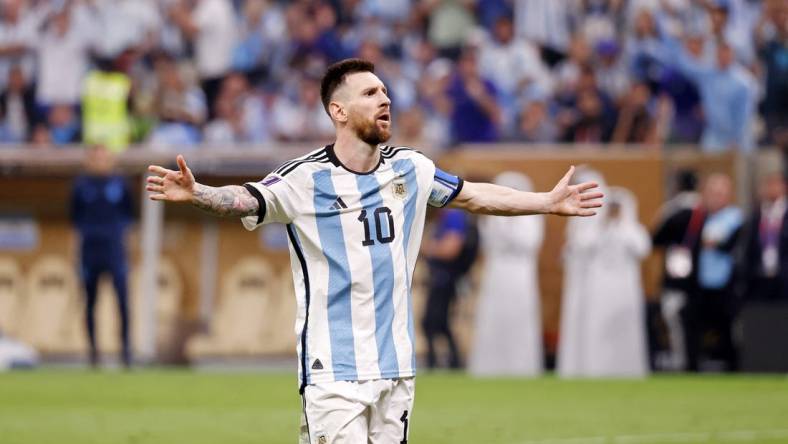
[558,168,607,377]
[560,184,652,378]
[469,172,545,377]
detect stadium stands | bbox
[0,0,785,151]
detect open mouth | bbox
[377,113,390,122]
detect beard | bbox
[350,114,391,145]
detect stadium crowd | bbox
[0,0,785,151]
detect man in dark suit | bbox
[0,65,37,142]
[652,170,703,371]
[71,145,134,368]
[742,171,788,302]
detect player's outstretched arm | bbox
[146,155,259,218]
[450,166,603,217]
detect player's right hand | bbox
[146,154,195,203]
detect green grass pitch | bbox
[1,370,787,444]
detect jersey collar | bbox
[326,143,385,175]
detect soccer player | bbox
[146,59,603,444]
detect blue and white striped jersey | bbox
[242,144,463,390]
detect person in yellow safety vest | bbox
[82,54,132,153]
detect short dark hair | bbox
[320,58,375,116]
[676,169,698,192]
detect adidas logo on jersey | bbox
[311,359,324,370]
[329,197,348,211]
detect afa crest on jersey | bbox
[392,179,407,199]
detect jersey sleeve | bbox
[428,167,465,208]
[241,172,301,229]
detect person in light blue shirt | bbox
[688,174,742,372]
[662,35,757,152]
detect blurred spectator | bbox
[469,172,544,377]
[82,53,134,152]
[561,182,651,377]
[422,207,479,370]
[575,0,619,48]
[0,0,38,91]
[231,0,266,75]
[203,92,242,144]
[35,3,97,108]
[652,169,702,371]
[512,97,558,143]
[476,14,553,134]
[658,34,704,144]
[46,103,80,145]
[446,48,501,144]
[392,105,446,154]
[554,50,618,139]
[358,0,411,23]
[688,173,742,371]
[0,64,36,142]
[147,54,207,148]
[231,0,287,81]
[358,41,417,111]
[561,88,613,143]
[168,0,238,118]
[611,81,666,144]
[664,35,758,152]
[594,39,630,103]
[554,35,593,94]
[71,145,134,368]
[756,1,788,145]
[475,0,512,30]
[400,36,438,83]
[158,0,189,58]
[287,2,347,70]
[513,0,575,56]
[624,8,667,84]
[426,0,476,58]
[270,75,333,142]
[233,73,270,142]
[205,72,272,144]
[558,168,607,377]
[702,0,757,65]
[96,0,161,59]
[561,186,652,378]
[742,171,788,302]
[311,2,348,63]
[0,113,13,143]
[725,0,763,65]
[29,123,51,147]
[413,59,453,149]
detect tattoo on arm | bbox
[192,184,260,217]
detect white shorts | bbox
[299,377,415,444]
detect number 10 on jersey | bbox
[358,207,395,246]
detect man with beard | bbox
[145,58,603,444]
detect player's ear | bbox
[329,101,347,124]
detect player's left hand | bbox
[547,166,604,217]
